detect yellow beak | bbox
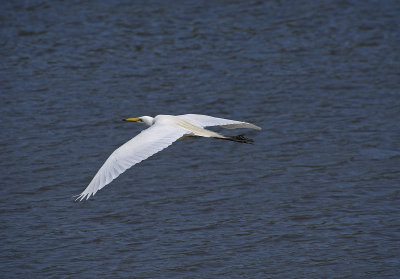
[123,117,140,122]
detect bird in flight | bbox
[76,114,261,201]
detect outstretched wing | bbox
[76,123,188,201]
[178,114,261,130]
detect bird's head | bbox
[123,116,154,126]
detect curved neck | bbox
[141,116,154,126]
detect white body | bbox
[76,114,261,201]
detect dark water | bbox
[1,0,400,278]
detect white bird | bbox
[76,114,261,201]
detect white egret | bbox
[76,114,261,201]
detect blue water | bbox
[1,0,400,278]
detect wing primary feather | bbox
[178,114,261,130]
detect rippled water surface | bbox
[1,1,400,278]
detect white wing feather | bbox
[76,123,187,201]
[178,114,261,130]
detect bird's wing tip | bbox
[73,194,82,202]
[73,192,91,202]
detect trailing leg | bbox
[216,134,254,144]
